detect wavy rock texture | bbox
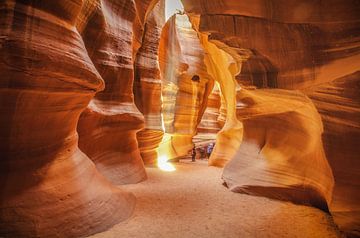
[193,16,334,211]
[222,89,334,211]
[134,0,165,165]
[305,72,360,237]
[76,0,160,184]
[182,0,359,235]
[0,1,136,237]
[158,14,214,159]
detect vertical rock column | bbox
[0,1,135,237]
[158,14,214,159]
[134,0,166,165]
[76,0,157,184]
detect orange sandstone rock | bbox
[183,0,360,89]
[305,72,360,236]
[182,0,359,235]
[158,14,214,159]
[222,89,335,211]
[76,0,153,184]
[0,1,135,237]
[134,0,165,164]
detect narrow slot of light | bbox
[165,0,184,22]
[157,155,176,172]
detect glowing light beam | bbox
[157,155,176,172]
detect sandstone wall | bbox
[0,1,140,236]
[305,72,360,236]
[134,0,165,165]
[182,0,360,89]
[76,0,159,184]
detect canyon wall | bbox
[182,0,360,89]
[0,0,142,237]
[76,0,159,184]
[305,72,360,236]
[134,0,165,165]
[182,0,360,236]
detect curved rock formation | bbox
[222,89,334,211]
[76,0,157,184]
[158,14,214,159]
[134,0,165,165]
[191,15,334,211]
[0,1,135,237]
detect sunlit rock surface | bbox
[0,1,135,237]
[158,14,214,159]
[134,0,165,165]
[76,0,159,184]
[222,89,334,211]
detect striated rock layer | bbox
[305,72,360,236]
[182,0,360,89]
[134,0,165,165]
[76,0,159,184]
[0,1,135,237]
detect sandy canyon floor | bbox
[90,160,342,238]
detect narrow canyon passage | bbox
[1,0,359,237]
[90,160,341,238]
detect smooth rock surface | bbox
[223,89,334,211]
[134,0,165,165]
[0,1,136,237]
[76,0,153,184]
[305,72,360,236]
